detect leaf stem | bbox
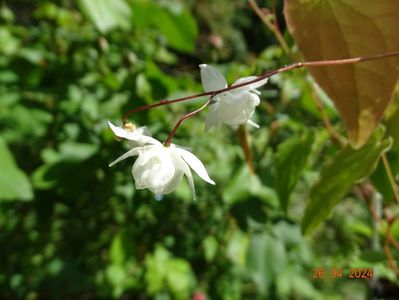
[310,88,347,146]
[237,124,255,175]
[382,153,399,204]
[248,0,291,55]
[164,98,212,146]
[122,50,399,124]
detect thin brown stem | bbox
[384,222,399,275]
[310,88,346,146]
[388,233,399,250]
[164,98,212,146]
[382,153,399,204]
[122,50,399,123]
[237,125,255,175]
[248,0,290,55]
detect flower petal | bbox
[108,121,161,145]
[200,64,227,93]
[247,119,260,128]
[175,148,215,185]
[159,171,184,194]
[205,105,222,131]
[172,153,197,200]
[231,76,268,93]
[109,147,141,167]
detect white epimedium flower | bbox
[108,122,215,200]
[199,64,268,130]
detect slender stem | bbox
[389,232,399,250]
[122,50,399,124]
[310,88,346,146]
[237,124,255,175]
[248,0,290,55]
[384,221,399,275]
[164,98,212,146]
[382,153,399,204]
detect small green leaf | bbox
[302,128,392,234]
[224,166,278,207]
[0,138,33,201]
[274,131,314,212]
[131,2,198,53]
[165,258,193,300]
[203,236,218,262]
[110,233,125,265]
[77,0,132,33]
[246,233,287,294]
[155,8,198,53]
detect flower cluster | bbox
[109,65,268,200]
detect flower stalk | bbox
[122,50,399,124]
[164,98,212,146]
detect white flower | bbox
[199,64,268,130]
[108,122,215,200]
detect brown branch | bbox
[122,50,399,123]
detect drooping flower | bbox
[199,64,268,130]
[108,122,215,200]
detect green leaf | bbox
[203,236,218,262]
[285,0,399,147]
[110,233,125,265]
[165,258,193,300]
[224,166,278,207]
[0,138,33,201]
[77,0,132,33]
[246,232,287,295]
[302,128,392,234]
[155,8,198,53]
[131,2,198,53]
[274,131,314,212]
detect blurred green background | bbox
[1,0,398,299]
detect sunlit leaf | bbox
[0,138,33,201]
[302,128,392,234]
[285,0,399,147]
[131,2,198,53]
[77,0,132,33]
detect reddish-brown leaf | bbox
[284,0,399,147]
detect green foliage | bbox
[274,130,314,212]
[1,0,399,299]
[0,138,33,201]
[78,0,132,33]
[302,129,392,234]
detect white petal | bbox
[231,76,268,93]
[108,121,161,145]
[172,153,197,200]
[109,147,141,167]
[175,148,215,185]
[159,171,184,194]
[247,119,260,128]
[205,108,221,131]
[200,64,227,93]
